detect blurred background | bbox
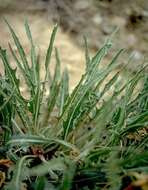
[0,0,148,88]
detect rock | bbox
[126,34,137,47]
[101,22,114,35]
[92,13,102,25]
[133,50,143,61]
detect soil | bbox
[0,0,148,90]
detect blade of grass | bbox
[41,24,58,108]
[41,48,61,127]
[60,159,76,190]
[83,36,91,71]
[8,135,78,151]
[25,20,38,86]
[5,20,33,88]
[5,155,35,190]
[58,68,69,117]
[0,48,21,96]
[45,24,58,70]
[29,158,65,176]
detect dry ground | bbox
[0,0,148,91]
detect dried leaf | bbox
[0,171,5,188]
[0,159,13,167]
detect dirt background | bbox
[0,0,148,89]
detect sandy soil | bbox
[0,1,85,89]
[0,0,148,91]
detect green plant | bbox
[0,21,147,190]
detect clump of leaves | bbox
[0,21,147,190]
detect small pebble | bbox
[133,50,143,61]
[92,13,102,25]
[126,34,137,47]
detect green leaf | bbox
[58,69,69,116]
[0,48,20,96]
[84,36,90,71]
[86,41,112,81]
[45,24,58,70]
[25,20,39,86]
[5,20,31,84]
[57,42,113,139]
[35,176,46,190]
[5,155,34,190]
[8,135,77,151]
[29,158,65,176]
[60,159,76,190]
[127,111,148,126]
[99,71,119,99]
[41,48,61,127]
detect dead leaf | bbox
[133,174,148,190]
[0,159,13,167]
[0,171,5,188]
